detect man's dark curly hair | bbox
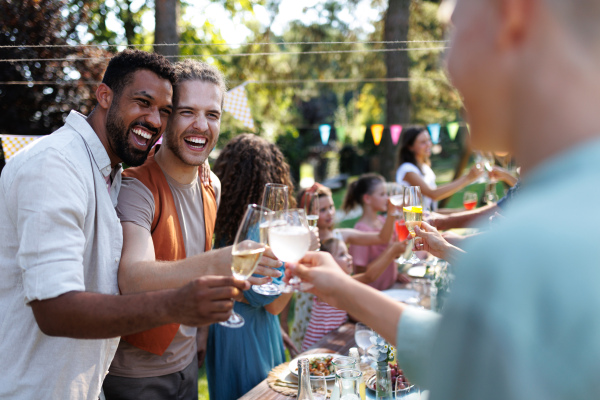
[101,49,177,96]
[213,134,296,247]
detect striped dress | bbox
[301,297,348,351]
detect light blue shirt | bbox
[396,138,600,400]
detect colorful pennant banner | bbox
[390,125,402,145]
[0,135,42,160]
[371,124,384,146]
[223,83,255,131]
[428,123,441,144]
[319,124,331,145]
[447,122,460,141]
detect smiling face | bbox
[317,195,336,230]
[105,69,173,166]
[331,240,353,274]
[409,131,432,162]
[163,80,222,167]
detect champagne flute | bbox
[388,183,410,264]
[463,191,477,210]
[252,183,289,296]
[303,191,320,231]
[403,186,423,264]
[269,208,312,293]
[220,204,272,328]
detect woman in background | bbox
[342,173,410,290]
[396,126,482,210]
[207,134,294,400]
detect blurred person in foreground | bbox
[0,50,246,400]
[287,0,600,398]
[102,61,281,399]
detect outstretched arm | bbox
[404,165,483,202]
[353,241,408,284]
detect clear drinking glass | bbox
[462,191,477,210]
[354,323,374,364]
[269,208,312,292]
[403,186,423,264]
[337,369,362,400]
[219,204,272,328]
[252,183,289,296]
[303,191,321,252]
[311,375,328,400]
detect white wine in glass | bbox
[403,186,423,265]
[269,209,312,292]
[303,191,320,230]
[252,183,289,296]
[220,204,271,328]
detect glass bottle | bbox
[297,358,315,400]
[337,368,362,400]
[348,348,366,400]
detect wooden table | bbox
[239,322,357,400]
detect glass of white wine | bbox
[303,190,320,232]
[252,183,289,296]
[269,208,312,293]
[220,204,272,328]
[403,186,423,265]
[354,323,374,364]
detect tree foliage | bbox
[0,0,109,139]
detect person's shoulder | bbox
[398,162,421,174]
[120,176,154,199]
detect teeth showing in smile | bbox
[186,137,207,145]
[132,128,152,140]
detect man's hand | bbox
[413,222,466,263]
[248,246,283,286]
[170,276,249,326]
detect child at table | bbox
[342,173,412,290]
[301,237,407,351]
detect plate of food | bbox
[366,362,413,393]
[288,353,338,380]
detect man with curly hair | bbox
[102,60,282,399]
[0,50,248,400]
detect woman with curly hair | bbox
[206,133,295,400]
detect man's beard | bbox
[105,104,157,167]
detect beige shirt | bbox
[109,168,220,378]
[0,111,123,399]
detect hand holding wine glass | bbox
[269,209,312,292]
[219,204,272,328]
[252,183,289,296]
[403,186,423,264]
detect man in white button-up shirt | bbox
[0,49,247,400]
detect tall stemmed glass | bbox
[252,183,289,296]
[269,208,312,293]
[388,183,410,264]
[403,186,423,264]
[219,204,272,328]
[303,191,321,251]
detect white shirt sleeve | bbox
[396,163,423,185]
[9,148,89,303]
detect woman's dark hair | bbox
[213,134,296,246]
[102,49,177,97]
[397,126,430,173]
[341,173,385,213]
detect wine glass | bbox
[252,183,289,296]
[354,323,374,364]
[387,182,404,213]
[303,190,321,231]
[269,208,312,293]
[311,375,328,400]
[462,191,477,210]
[403,186,423,264]
[220,204,272,328]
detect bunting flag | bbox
[447,122,460,141]
[371,124,384,146]
[319,124,331,145]
[0,135,42,160]
[355,125,366,143]
[428,123,441,144]
[223,83,255,131]
[336,126,346,143]
[390,124,402,145]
